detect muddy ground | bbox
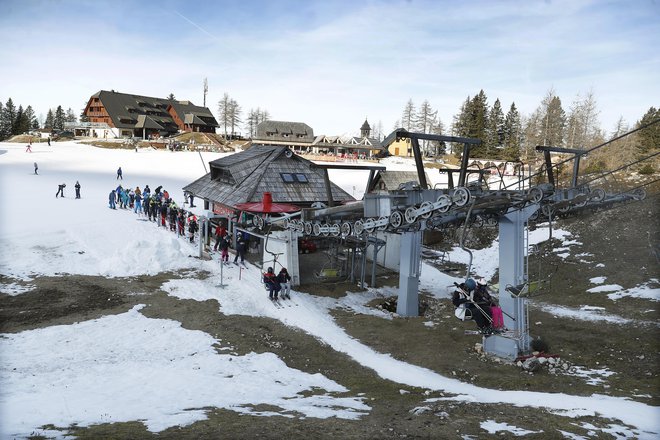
[1,193,658,439]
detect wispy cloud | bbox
[0,0,658,133]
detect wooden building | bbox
[81,90,218,139]
[183,145,354,221]
[367,170,432,193]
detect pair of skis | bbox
[271,294,294,308]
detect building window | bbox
[280,173,295,183]
[280,173,308,183]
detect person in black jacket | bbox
[75,181,81,199]
[277,268,292,299]
[55,183,66,198]
[233,235,246,264]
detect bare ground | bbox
[1,193,658,439]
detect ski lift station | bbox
[183,123,655,360]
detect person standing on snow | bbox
[188,214,198,242]
[116,167,123,180]
[134,190,142,214]
[109,190,116,209]
[219,233,230,263]
[55,183,66,198]
[213,223,227,251]
[75,181,81,199]
[277,268,292,299]
[233,234,247,265]
[34,162,38,175]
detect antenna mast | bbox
[203,78,208,107]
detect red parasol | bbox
[234,192,300,213]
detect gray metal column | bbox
[396,230,423,316]
[483,204,537,359]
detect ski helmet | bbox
[465,278,477,290]
[267,267,274,273]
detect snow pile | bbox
[0,305,369,438]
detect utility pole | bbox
[203,78,208,107]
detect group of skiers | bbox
[452,278,504,335]
[263,266,292,301]
[108,183,199,243]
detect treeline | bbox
[397,90,658,167]
[217,92,270,139]
[0,98,79,141]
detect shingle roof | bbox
[368,170,431,192]
[254,120,314,141]
[89,90,217,132]
[183,145,354,207]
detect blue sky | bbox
[1,0,658,136]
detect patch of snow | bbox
[607,280,660,301]
[0,305,369,438]
[0,282,34,296]
[568,366,616,386]
[480,420,542,436]
[538,302,632,325]
[588,284,624,293]
[589,276,607,284]
[596,263,605,268]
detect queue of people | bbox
[108,183,199,243]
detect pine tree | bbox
[167,93,176,101]
[54,105,65,130]
[0,98,17,140]
[24,106,38,130]
[13,105,31,135]
[486,98,505,157]
[502,103,522,161]
[635,107,660,156]
[465,90,489,157]
[44,109,54,129]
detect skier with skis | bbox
[75,181,81,199]
[263,267,281,301]
[109,190,116,209]
[277,268,292,299]
[452,278,493,334]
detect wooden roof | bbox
[254,120,314,142]
[183,145,354,207]
[85,90,217,132]
[368,170,431,192]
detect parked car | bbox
[299,239,317,253]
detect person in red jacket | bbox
[263,267,281,300]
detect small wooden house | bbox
[183,145,354,218]
[367,170,431,193]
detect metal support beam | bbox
[396,230,423,316]
[322,168,335,207]
[458,143,471,187]
[483,204,537,359]
[410,137,428,189]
